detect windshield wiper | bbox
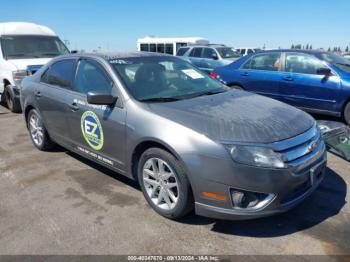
[139,97,181,103]
[41,53,60,56]
[6,54,27,58]
[191,89,227,98]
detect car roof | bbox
[0,22,57,36]
[256,49,328,55]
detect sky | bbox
[1,0,349,52]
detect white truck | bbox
[0,22,69,112]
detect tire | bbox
[4,86,21,113]
[344,102,350,126]
[27,109,55,151]
[138,148,193,220]
[228,85,243,90]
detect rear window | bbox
[176,48,189,56]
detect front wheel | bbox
[4,86,21,113]
[138,148,193,219]
[344,102,350,125]
[27,109,55,151]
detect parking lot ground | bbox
[0,104,349,255]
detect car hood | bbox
[7,58,52,70]
[147,90,315,144]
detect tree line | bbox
[290,44,349,53]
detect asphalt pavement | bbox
[0,104,349,255]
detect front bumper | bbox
[189,138,327,220]
[195,159,326,220]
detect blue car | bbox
[212,50,350,125]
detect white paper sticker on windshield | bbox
[182,69,204,79]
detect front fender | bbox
[124,100,229,184]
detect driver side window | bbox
[285,54,326,75]
[73,59,113,94]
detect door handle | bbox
[35,91,42,98]
[70,102,79,112]
[282,76,294,81]
[241,72,249,76]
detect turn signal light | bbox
[202,192,227,201]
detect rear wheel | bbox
[138,148,193,219]
[344,102,350,125]
[4,86,21,113]
[27,109,55,150]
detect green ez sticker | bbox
[81,111,104,151]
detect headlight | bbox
[12,70,28,86]
[225,145,286,168]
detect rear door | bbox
[238,52,283,98]
[36,59,77,146]
[280,53,340,113]
[67,58,127,172]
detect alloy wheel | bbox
[142,157,179,210]
[29,113,44,147]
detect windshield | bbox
[317,52,350,74]
[216,48,241,59]
[1,35,70,59]
[110,56,227,102]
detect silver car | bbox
[20,52,327,220]
[176,45,241,73]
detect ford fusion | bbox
[20,52,327,220]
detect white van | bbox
[137,36,209,56]
[0,22,69,112]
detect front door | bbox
[280,53,340,113]
[67,58,127,173]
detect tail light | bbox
[210,72,218,79]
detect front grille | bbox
[270,124,325,171]
[279,131,321,164]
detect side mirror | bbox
[317,67,332,76]
[212,53,218,60]
[70,50,78,54]
[87,92,117,105]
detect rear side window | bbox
[285,54,325,75]
[41,59,76,88]
[140,44,149,52]
[165,44,173,55]
[189,48,203,57]
[73,59,113,94]
[176,48,190,56]
[245,53,281,71]
[202,48,216,59]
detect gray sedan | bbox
[20,52,327,220]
